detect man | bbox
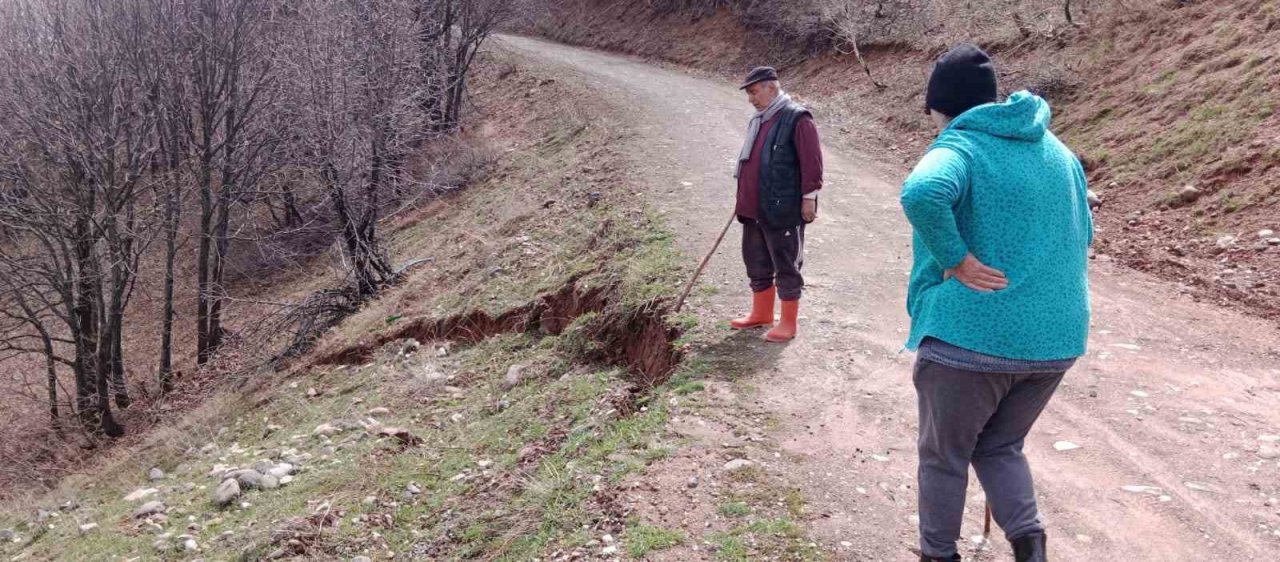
[899,44,1093,562]
[728,66,824,343]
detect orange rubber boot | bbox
[730,286,776,329]
[764,299,798,342]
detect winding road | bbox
[498,34,1280,561]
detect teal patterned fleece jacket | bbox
[900,91,1094,361]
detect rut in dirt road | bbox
[497,34,1280,561]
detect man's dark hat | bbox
[739,66,779,90]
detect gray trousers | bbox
[914,359,1065,558]
[741,218,805,300]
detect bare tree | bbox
[0,0,166,436]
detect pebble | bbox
[363,496,378,506]
[352,557,374,562]
[313,423,341,437]
[1076,534,1093,543]
[78,523,98,534]
[125,488,160,502]
[1265,498,1277,507]
[450,413,465,424]
[1259,229,1275,239]
[279,475,294,485]
[502,364,527,390]
[1129,390,1150,398]
[840,541,853,547]
[686,477,698,489]
[601,545,618,556]
[478,460,494,469]
[1257,446,1279,460]
[184,538,199,552]
[1121,485,1163,495]
[134,501,167,518]
[149,468,166,481]
[407,483,422,495]
[723,459,753,472]
[368,407,392,417]
[1053,441,1081,451]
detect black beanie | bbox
[926,44,998,117]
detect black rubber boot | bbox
[919,554,962,562]
[1011,532,1048,562]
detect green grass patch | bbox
[626,523,685,557]
[718,501,752,518]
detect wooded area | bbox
[0,0,515,442]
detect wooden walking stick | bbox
[674,212,737,314]
[980,501,993,551]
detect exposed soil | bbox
[311,275,682,386]
[498,33,1280,561]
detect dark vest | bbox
[757,101,810,229]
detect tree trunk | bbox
[196,156,213,365]
[159,179,177,393]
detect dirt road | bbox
[498,35,1280,561]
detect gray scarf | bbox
[735,92,791,179]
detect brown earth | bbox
[519,0,1280,324]
[497,33,1280,561]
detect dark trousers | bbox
[913,359,1065,558]
[741,218,805,301]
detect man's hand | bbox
[801,199,818,222]
[943,253,1008,292]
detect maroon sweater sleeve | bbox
[794,115,824,196]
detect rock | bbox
[279,475,294,485]
[406,483,422,495]
[1184,481,1219,493]
[154,539,170,553]
[134,501,167,518]
[1256,446,1279,460]
[502,364,527,390]
[214,479,241,507]
[1121,485,1163,495]
[184,537,199,552]
[149,468,166,481]
[1086,190,1101,210]
[477,459,494,469]
[1264,497,1277,508]
[601,545,618,556]
[376,426,422,447]
[1216,235,1237,249]
[267,463,295,479]
[449,413,464,424]
[1260,229,1276,239]
[125,487,160,502]
[363,496,378,506]
[352,557,374,562]
[1129,390,1150,398]
[1269,238,1280,246]
[306,387,318,398]
[320,446,336,457]
[260,474,281,490]
[200,443,218,455]
[0,529,12,541]
[1178,185,1201,204]
[368,407,392,417]
[602,534,614,544]
[1053,441,1081,451]
[313,423,341,437]
[723,459,753,472]
[229,470,266,490]
[686,477,698,489]
[252,460,276,473]
[77,523,97,534]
